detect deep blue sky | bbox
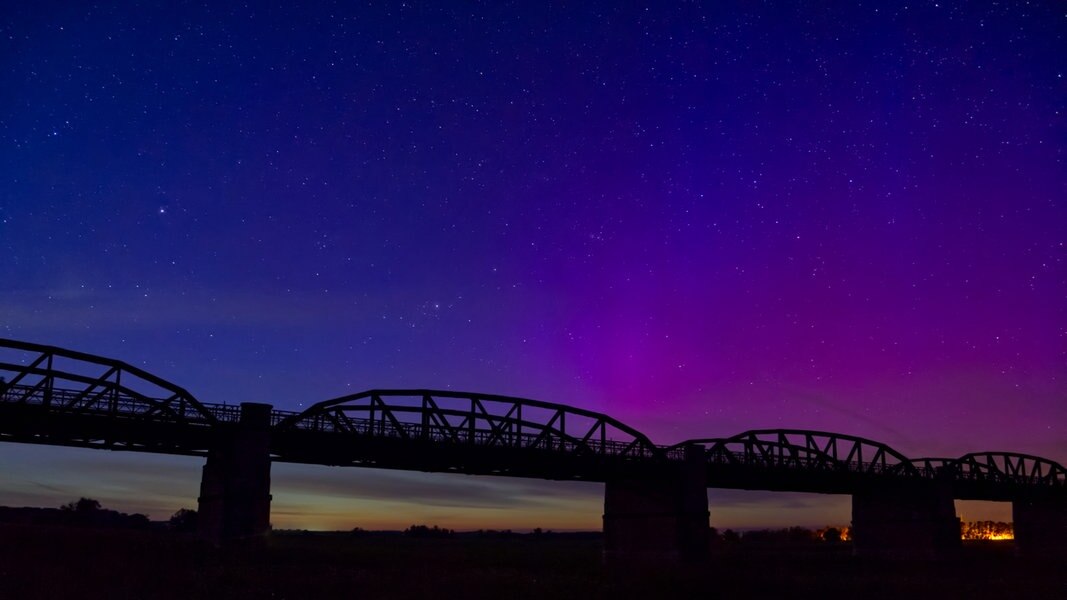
[1,1,1064,530]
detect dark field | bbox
[0,525,1063,599]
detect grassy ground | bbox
[0,525,1063,599]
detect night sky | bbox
[1,2,1064,531]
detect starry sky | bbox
[1,2,1064,531]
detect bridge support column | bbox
[603,444,708,564]
[198,402,272,544]
[1013,494,1067,558]
[851,482,960,559]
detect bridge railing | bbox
[205,403,242,423]
[907,458,957,479]
[662,446,690,461]
[271,410,300,427]
[190,403,301,426]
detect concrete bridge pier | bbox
[602,444,709,563]
[1013,493,1067,558]
[851,482,960,559]
[198,402,273,543]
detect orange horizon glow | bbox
[960,520,1013,541]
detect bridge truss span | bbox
[954,452,1067,488]
[276,389,663,461]
[904,453,1067,497]
[671,429,931,493]
[0,338,216,426]
[686,429,919,477]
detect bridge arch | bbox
[679,429,919,476]
[952,452,1067,487]
[276,389,663,459]
[0,338,215,425]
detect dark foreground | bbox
[0,525,1064,599]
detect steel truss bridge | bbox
[0,338,1062,502]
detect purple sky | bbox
[1,1,1063,530]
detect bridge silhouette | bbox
[1,338,1064,561]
